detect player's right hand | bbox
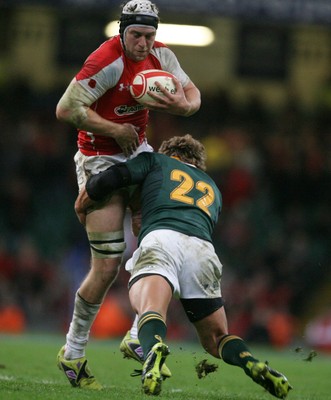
[114,123,140,157]
[74,188,95,226]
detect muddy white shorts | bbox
[125,229,223,299]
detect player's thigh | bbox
[129,275,172,319]
[86,191,127,232]
[85,191,128,265]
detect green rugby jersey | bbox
[125,152,222,244]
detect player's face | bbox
[124,26,156,61]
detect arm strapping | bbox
[86,164,132,201]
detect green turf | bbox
[0,333,329,400]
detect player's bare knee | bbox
[89,257,122,288]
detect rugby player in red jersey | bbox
[56,0,200,389]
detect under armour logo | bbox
[118,83,130,92]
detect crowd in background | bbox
[0,83,330,349]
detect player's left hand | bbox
[74,188,96,225]
[143,76,191,115]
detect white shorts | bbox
[125,229,223,299]
[74,140,153,190]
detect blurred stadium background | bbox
[0,0,330,352]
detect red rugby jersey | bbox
[75,35,189,156]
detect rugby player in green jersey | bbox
[75,134,292,398]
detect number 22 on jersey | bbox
[170,169,215,216]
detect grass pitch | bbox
[0,333,329,400]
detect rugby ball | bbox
[130,69,176,105]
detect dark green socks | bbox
[138,311,167,360]
[219,334,259,375]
